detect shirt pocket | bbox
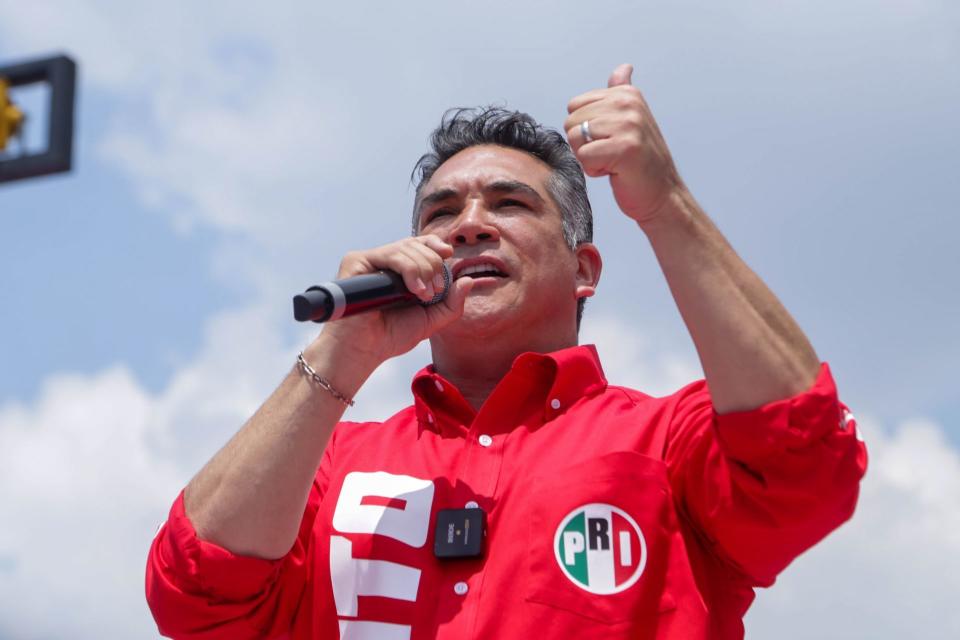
[524,451,678,626]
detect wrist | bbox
[301,331,382,399]
[635,187,699,237]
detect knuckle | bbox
[411,250,431,273]
[612,94,633,110]
[615,89,643,110]
[421,235,442,250]
[424,249,442,266]
[620,134,643,154]
[390,250,410,267]
[625,111,644,128]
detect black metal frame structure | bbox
[0,54,77,184]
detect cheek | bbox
[525,249,579,291]
[504,222,575,281]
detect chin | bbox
[448,298,513,335]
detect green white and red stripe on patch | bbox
[553,503,647,595]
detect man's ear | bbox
[573,242,602,300]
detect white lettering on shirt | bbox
[338,619,413,640]
[619,531,632,567]
[333,471,434,547]
[329,471,435,637]
[563,531,585,565]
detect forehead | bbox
[420,145,554,198]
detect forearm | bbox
[183,333,380,560]
[642,188,820,414]
[563,66,821,410]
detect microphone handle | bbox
[292,264,451,323]
[293,271,414,323]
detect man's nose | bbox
[450,201,500,246]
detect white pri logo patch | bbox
[553,503,646,595]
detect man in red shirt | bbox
[147,65,866,639]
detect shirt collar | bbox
[411,344,608,434]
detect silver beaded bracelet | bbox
[297,352,355,407]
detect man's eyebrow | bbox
[416,180,546,219]
[416,188,459,216]
[484,180,545,205]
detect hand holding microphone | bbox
[295,235,475,364]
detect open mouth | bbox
[455,262,507,280]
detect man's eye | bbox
[428,209,453,222]
[497,199,528,209]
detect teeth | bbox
[458,263,503,278]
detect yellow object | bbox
[1,78,25,151]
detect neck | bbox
[430,325,578,411]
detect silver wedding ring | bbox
[580,120,594,143]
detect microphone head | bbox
[293,287,334,322]
[421,263,452,306]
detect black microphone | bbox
[293,263,452,323]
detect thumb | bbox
[607,63,634,88]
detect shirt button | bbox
[478,434,493,447]
[454,581,469,596]
[434,380,445,392]
[840,409,854,430]
[465,500,480,509]
[550,398,561,410]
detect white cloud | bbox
[583,318,960,637]
[2,302,958,638]
[0,302,304,638]
[582,322,960,637]
[745,417,960,639]
[17,0,952,246]
[0,366,180,639]
[0,301,438,639]
[580,313,702,396]
[1,1,958,637]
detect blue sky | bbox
[1,1,958,638]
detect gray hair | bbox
[411,107,593,328]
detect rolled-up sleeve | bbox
[146,431,336,639]
[665,363,868,586]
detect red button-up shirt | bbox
[147,345,867,639]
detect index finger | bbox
[417,234,454,258]
[567,88,609,114]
